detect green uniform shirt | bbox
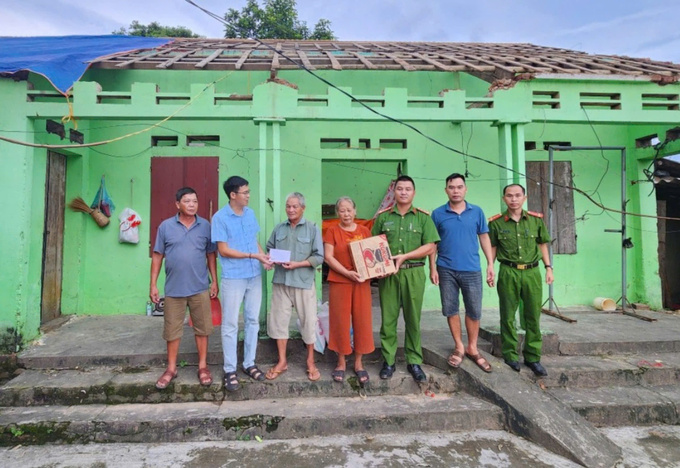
[488,210,551,264]
[372,205,440,260]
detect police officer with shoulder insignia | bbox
[372,175,440,382]
[488,183,554,377]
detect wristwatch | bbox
[544,264,553,269]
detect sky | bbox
[1,0,679,63]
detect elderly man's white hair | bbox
[286,192,306,207]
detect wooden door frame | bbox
[41,151,67,323]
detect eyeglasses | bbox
[236,190,251,195]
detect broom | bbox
[68,196,110,227]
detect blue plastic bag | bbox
[90,175,115,217]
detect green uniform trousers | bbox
[378,267,425,365]
[497,264,543,363]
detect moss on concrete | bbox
[0,421,83,446]
[221,414,284,439]
[0,328,22,355]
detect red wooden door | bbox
[149,157,219,255]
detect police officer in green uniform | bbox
[372,175,440,382]
[488,183,554,377]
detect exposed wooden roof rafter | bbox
[86,39,680,82]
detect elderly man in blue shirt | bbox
[430,173,495,373]
[265,192,324,382]
[211,176,273,392]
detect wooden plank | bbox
[234,49,252,70]
[477,53,542,72]
[297,49,316,70]
[657,200,671,308]
[352,42,369,50]
[567,56,642,75]
[271,43,281,70]
[41,151,66,323]
[533,55,594,73]
[115,48,170,68]
[596,57,675,75]
[411,53,456,71]
[323,50,342,70]
[370,42,390,51]
[436,53,494,72]
[527,161,576,254]
[347,51,377,70]
[194,49,224,69]
[156,49,195,69]
[393,43,416,52]
[382,52,416,71]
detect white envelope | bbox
[269,249,291,263]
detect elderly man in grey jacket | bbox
[265,192,324,382]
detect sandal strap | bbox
[244,366,264,378]
[156,369,177,388]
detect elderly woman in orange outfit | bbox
[323,197,375,383]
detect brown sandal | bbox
[197,367,213,386]
[155,369,177,390]
[448,349,464,368]
[465,352,492,373]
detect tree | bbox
[113,20,202,38]
[224,0,336,40]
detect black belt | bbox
[400,262,425,269]
[500,260,539,270]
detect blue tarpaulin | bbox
[0,35,172,94]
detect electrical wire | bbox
[183,0,680,222]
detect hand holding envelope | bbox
[269,249,291,263]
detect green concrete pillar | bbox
[496,123,526,207]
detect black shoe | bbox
[406,364,427,383]
[525,361,548,377]
[379,362,396,379]
[504,360,521,372]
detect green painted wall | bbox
[3,65,680,347]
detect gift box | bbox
[349,234,396,280]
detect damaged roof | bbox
[90,39,680,83]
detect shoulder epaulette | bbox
[527,210,544,218]
[415,207,430,215]
[376,204,394,215]
[488,213,503,222]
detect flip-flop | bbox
[265,366,288,380]
[465,352,492,373]
[331,369,345,382]
[307,367,321,382]
[448,349,464,368]
[354,369,370,384]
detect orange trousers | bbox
[328,281,375,356]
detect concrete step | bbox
[548,385,680,427]
[540,353,680,389]
[17,315,492,370]
[0,392,504,446]
[479,310,680,357]
[0,361,457,407]
[18,333,373,370]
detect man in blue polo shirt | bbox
[211,176,273,391]
[151,187,218,390]
[430,173,495,373]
